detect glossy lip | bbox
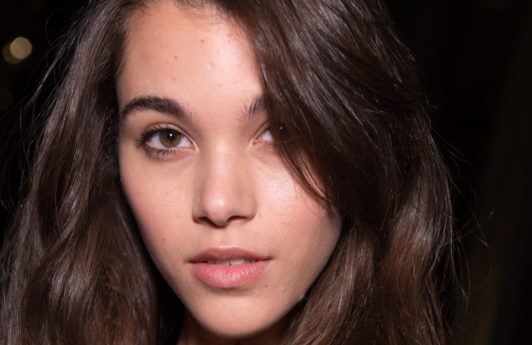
[189,248,271,289]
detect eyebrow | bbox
[120,94,266,121]
[120,96,192,120]
[244,95,265,120]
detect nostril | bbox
[194,214,253,229]
[194,215,227,228]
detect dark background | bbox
[1,1,531,344]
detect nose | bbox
[192,150,256,228]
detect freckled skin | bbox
[117,2,341,345]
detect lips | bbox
[189,248,271,289]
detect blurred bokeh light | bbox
[3,37,33,64]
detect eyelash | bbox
[137,124,275,160]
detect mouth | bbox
[190,247,270,264]
[203,259,259,266]
[189,248,271,289]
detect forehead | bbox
[117,1,261,111]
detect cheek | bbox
[260,175,341,295]
[283,211,340,290]
[118,149,191,270]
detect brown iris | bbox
[159,129,182,148]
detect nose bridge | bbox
[193,145,255,227]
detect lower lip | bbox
[191,260,269,289]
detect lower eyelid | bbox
[142,140,191,161]
[143,145,180,159]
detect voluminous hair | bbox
[1,0,454,344]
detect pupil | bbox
[165,130,175,140]
[161,129,179,147]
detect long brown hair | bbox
[1,0,454,344]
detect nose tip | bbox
[194,195,255,228]
[192,163,256,228]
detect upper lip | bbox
[189,247,271,263]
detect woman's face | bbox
[117,1,340,341]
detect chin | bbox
[185,301,290,341]
[203,322,267,339]
[201,314,277,337]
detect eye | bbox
[151,128,187,148]
[140,126,193,159]
[257,126,274,144]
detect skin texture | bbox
[117,2,341,344]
